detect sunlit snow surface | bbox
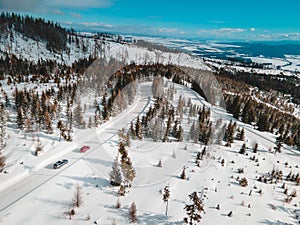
[0,33,299,225]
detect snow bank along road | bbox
[0,82,152,214]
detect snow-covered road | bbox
[0,82,152,215]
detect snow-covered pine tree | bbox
[224,121,236,144]
[121,157,136,188]
[109,157,122,186]
[163,186,170,216]
[0,153,5,172]
[118,141,135,188]
[152,76,163,98]
[101,94,109,120]
[176,125,184,142]
[274,134,283,154]
[44,111,53,134]
[0,103,7,149]
[135,116,142,140]
[253,142,258,153]
[239,143,246,154]
[184,191,204,224]
[236,128,245,141]
[129,202,137,223]
[180,167,186,180]
[73,102,84,128]
[88,117,92,128]
[17,108,24,129]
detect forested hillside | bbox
[0,12,68,53]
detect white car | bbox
[53,159,68,169]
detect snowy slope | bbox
[0,81,299,225]
[0,31,210,71]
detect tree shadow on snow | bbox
[260,219,294,225]
[62,175,110,188]
[105,205,182,225]
[36,197,70,207]
[83,157,112,167]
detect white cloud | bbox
[46,0,113,9]
[79,22,116,28]
[258,34,271,39]
[218,28,244,33]
[255,32,300,40]
[275,32,300,40]
[197,28,245,37]
[157,28,179,33]
[53,9,64,15]
[250,28,256,32]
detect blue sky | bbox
[1,0,300,40]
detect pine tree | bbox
[163,115,172,142]
[17,108,24,129]
[180,167,186,180]
[118,128,131,147]
[241,100,255,124]
[257,113,269,132]
[274,135,283,154]
[184,191,204,224]
[163,186,170,216]
[73,184,83,208]
[118,141,128,162]
[74,102,84,128]
[130,121,136,139]
[121,157,136,188]
[57,120,67,141]
[44,111,53,134]
[253,142,258,153]
[118,141,135,188]
[230,95,241,119]
[118,185,125,196]
[224,121,236,144]
[109,157,122,186]
[94,112,99,127]
[135,116,142,140]
[66,98,72,128]
[152,76,163,98]
[129,202,137,223]
[177,125,184,142]
[101,94,109,120]
[88,117,92,128]
[115,198,121,209]
[0,153,5,172]
[237,128,245,141]
[0,103,7,149]
[239,143,246,154]
[189,121,196,141]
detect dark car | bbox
[53,159,68,169]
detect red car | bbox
[80,145,90,153]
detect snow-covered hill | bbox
[0,31,210,71]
